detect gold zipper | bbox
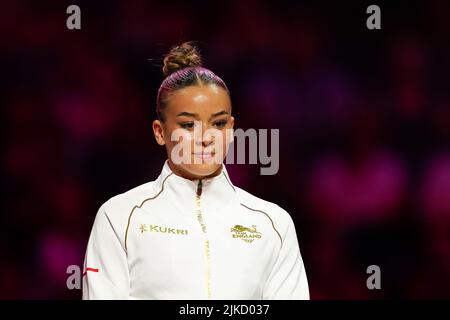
[195,179,212,299]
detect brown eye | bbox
[179,122,195,130]
[214,120,228,128]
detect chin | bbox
[184,163,222,178]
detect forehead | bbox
[166,85,231,115]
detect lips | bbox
[193,152,215,161]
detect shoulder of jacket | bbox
[98,180,159,224]
[234,186,294,229]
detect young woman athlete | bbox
[82,41,309,300]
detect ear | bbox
[152,120,166,146]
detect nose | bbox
[194,123,215,147]
[195,134,214,147]
[202,138,214,148]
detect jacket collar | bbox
[154,159,237,213]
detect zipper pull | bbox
[196,179,203,197]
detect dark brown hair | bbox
[156,41,230,122]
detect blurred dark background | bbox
[2,0,450,299]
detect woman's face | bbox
[153,84,234,180]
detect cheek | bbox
[210,130,232,157]
[221,128,233,146]
[166,129,195,147]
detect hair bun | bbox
[162,41,202,76]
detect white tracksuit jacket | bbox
[82,159,309,300]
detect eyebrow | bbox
[176,110,229,121]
